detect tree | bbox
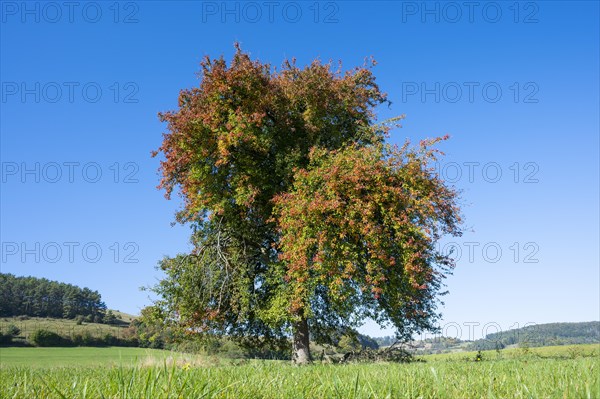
[104,310,118,325]
[0,273,106,320]
[338,334,361,353]
[152,44,462,364]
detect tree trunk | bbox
[292,316,311,365]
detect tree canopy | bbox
[152,45,462,364]
[0,273,106,321]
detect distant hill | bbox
[110,310,138,323]
[468,321,600,350]
[373,322,600,354]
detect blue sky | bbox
[1,1,598,339]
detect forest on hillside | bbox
[0,273,107,322]
[468,322,600,350]
[373,322,600,353]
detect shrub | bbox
[80,331,98,346]
[6,324,21,337]
[338,335,361,353]
[103,333,117,346]
[30,329,72,347]
[218,339,246,359]
[72,333,83,346]
[340,346,415,363]
[72,332,99,346]
[104,310,118,325]
[0,325,23,346]
[0,333,13,345]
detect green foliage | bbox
[340,346,415,363]
[357,334,379,350]
[0,333,13,344]
[104,310,118,325]
[334,332,379,354]
[0,324,20,346]
[273,141,461,340]
[152,45,463,360]
[6,323,21,336]
[338,335,361,353]
[126,306,175,349]
[30,328,137,348]
[30,329,71,347]
[0,273,107,321]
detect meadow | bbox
[1,344,598,398]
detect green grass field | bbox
[1,344,598,398]
[0,347,200,368]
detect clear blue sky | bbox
[1,1,598,339]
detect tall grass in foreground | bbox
[2,355,598,398]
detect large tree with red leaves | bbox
[152,45,462,364]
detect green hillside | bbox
[0,315,133,342]
[468,321,600,350]
[373,321,600,354]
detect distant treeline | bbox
[469,322,600,350]
[0,273,107,321]
[373,322,600,353]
